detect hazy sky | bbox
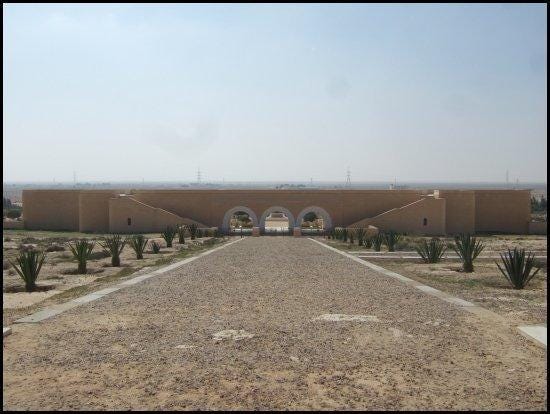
[3,3,547,183]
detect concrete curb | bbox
[518,325,547,347]
[12,237,245,326]
[3,327,12,338]
[309,238,546,348]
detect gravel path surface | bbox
[3,237,546,410]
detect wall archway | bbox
[259,206,296,231]
[295,206,333,230]
[222,206,258,232]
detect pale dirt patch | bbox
[212,329,255,341]
[312,314,380,323]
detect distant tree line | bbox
[3,197,22,219]
[531,196,547,213]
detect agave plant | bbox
[415,238,446,263]
[452,233,484,272]
[383,231,402,252]
[129,235,148,259]
[188,223,198,240]
[99,234,126,267]
[151,240,161,254]
[363,236,373,249]
[177,224,186,244]
[372,232,384,252]
[162,226,177,247]
[354,228,367,246]
[496,248,541,289]
[9,250,46,292]
[67,239,95,274]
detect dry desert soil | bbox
[2,237,547,410]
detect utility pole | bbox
[506,170,509,187]
[73,171,77,186]
[197,167,202,185]
[346,167,351,188]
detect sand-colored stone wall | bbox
[22,188,532,235]
[437,190,476,235]
[22,190,81,231]
[79,190,122,233]
[349,196,446,235]
[474,190,531,234]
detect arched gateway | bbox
[259,206,296,231]
[222,206,258,232]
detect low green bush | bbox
[129,235,148,259]
[162,226,177,247]
[415,238,446,263]
[100,234,126,267]
[383,231,402,252]
[452,233,484,272]
[68,239,95,274]
[9,250,46,292]
[151,240,161,254]
[496,248,541,289]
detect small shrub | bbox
[68,239,95,274]
[496,248,541,289]
[45,243,66,252]
[363,236,373,249]
[452,233,484,272]
[349,231,354,244]
[383,231,402,252]
[6,209,21,219]
[415,238,446,263]
[162,226,177,247]
[99,234,126,267]
[372,233,384,251]
[19,243,38,253]
[354,228,367,246]
[151,241,161,254]
[188,223,198,240]
[177,224,186,244]
[129,235,148,259]
[9,250,46,292]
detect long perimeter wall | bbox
[21,189,531,235]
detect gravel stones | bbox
[2,237,547,410]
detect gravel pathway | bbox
[3,237,546,410]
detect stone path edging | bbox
[309,238,547,348]
[10,238,245,326]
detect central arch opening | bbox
[229,210,254,235]
[264,211,290,235]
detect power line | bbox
[197,167,202,184]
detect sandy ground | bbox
[3,230,220,324]
[368,258,547,326]
[326,235,547,326]
[3,237,546,410]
